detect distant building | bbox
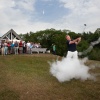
[0,29,22,42]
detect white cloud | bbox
[0,0,100,37]
[0,0,15,9]
[0,0,36,36]
[58,0,100,32]
[14,0,35,11]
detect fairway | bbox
[0,54,100,100]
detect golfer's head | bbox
[66,35,71,40]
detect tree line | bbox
[19,28,100,61]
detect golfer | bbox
[66,35,81,59]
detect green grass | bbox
[0,54,100,100]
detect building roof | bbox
[0,29,22,41]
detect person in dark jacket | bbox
[66,35,81,58]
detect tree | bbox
[19,28,100,60]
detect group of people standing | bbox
[0,41,41,56]
[0,35,81,56]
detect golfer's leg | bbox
[73,51,78,59]
[67,51,73,58]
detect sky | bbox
[0,0,100,36]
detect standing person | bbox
[30,42,33,54]
[11,41,15,54]
[4,41,8,55]
[1,42,5,56]
[23,41,26,53]
[26,41,31,54]
[14,41,19,55]
[66,35,81,59]
[0,41,1,48]
[7,42,11,54]
[52,44,56,55]
[19,41,23,54]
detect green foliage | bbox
[19,28,100,60]
[88,47,100,60]
[77,40,89,52]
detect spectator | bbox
[7,42,11,54]
[23,41,26,53]
[4,42,8,55]
[19,41,23,54]
[38,43,41,48]
[14,41,19,55]
[30,42,34,54]
[26,41,31,54]
[11,41,15,54]
[1,42,5,56]
[52,44,56,55]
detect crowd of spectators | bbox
[0,41,41,56]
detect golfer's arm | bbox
[69,38,78,44]
[75,38,81,45]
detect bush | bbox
[88,48,100,61]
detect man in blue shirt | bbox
[66,35,81,59]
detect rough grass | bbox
[0,54,100,100]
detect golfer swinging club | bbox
[66,35,81,59]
